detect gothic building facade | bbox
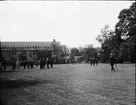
[1,39,62,63]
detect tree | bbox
[96,2,136,62]
[96,24,118,50]
[115,2,136,62]
[78,46,84,56]
[70,48,79,56]
[115,2,136,38]
[82,47,98,62]
[96,25,118,62]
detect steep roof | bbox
[1,41,52,47]
[1,41,53,50]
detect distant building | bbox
[1,39,61,63]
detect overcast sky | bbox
[0,1,134,48]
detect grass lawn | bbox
[0,63,135,105]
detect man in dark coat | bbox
[2,57,7,72]
[95,57,99,65]
[40,59,43,69]
[30,60,34,69]
[42,58,46,69]
[109,54,116,71]
[50,58,53,68]
[90,57,93,66]
[46,58,50,69]
[23,60,27,69]
[36,60,39,67]
[92,57,95,65]
[27,60,30,69]
[12,59,16,71]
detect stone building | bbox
[1,39,61,63]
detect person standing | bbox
[16,60,20,69]
[109,53,116,71]
[36,60,39,67]
[40,59,43,69]
[46,58,50,69]
[94,57,98,65]
[30,60,34,69]
[72,58,75,65]
[12,59,16,71]
[92,57,95,65]
[42,58,46,69]
[23,60,27,69]
[1,57,7,72]
[90,57,93,66]
[95,57,99,65]
[50,58,53,68]
[20,61,23,68]
[27,60,30,69]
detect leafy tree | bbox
[85,48,98,57]
[96,2,136,62]
[78,46,84,56]
[82,47,98,62]
[70,48,79,56]
[96,25,111,44]
[115,2,136,62]
[96,24,120,62]
[96,25,118,50]
[115,2,136,38]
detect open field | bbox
[0,64,135,105]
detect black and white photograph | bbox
[0,1,135,105]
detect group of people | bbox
[12,60,34,70]
[0,54,118,72]
[89,54,118,71]
[89,57,99,66]
[12,58,54,70]
[0,57,54,72]
[38,58,53,69]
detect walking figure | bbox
[46,58,50,69]
[36,60,39,67]
[12,60,16,71]
[16,60,20,69]
[109,53,116,71]
[23,60,27,69]
[92,57,95,65]
[95,57,99,65]
[42,58,46,69]
[1,57,7,72]
[90,57,93,66]
[50,58,53,68]
[30,60,34,69]
[27,60,30,69]
[40,59,43,69]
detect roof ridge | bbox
[1,41,52,42]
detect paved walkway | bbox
[0,64,135,105]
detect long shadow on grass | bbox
[0,78,54,90]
